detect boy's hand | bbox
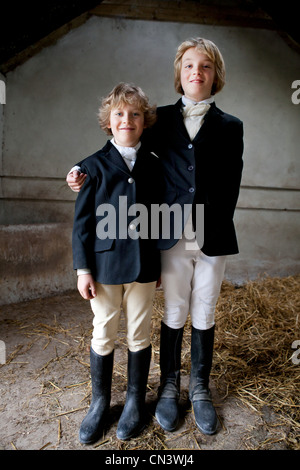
[77,274,97,300]
[66,170,87,192]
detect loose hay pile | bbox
[152,274,300,450]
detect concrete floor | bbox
[0,290,290,452]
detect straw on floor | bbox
[151,274,300,450]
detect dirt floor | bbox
[0,279,299,452]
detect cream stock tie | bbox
[182,103,210,140]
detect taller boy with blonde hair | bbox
[152,37,243,435]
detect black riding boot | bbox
[155,321,184,431]
[79,348,114,444]
[116,345,151,440]
[189,325,218,435]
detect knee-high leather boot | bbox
[155,321,184,431]
[79,348,114,444]
[116,345,151,440]
[189,325,218,435]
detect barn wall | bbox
[0,16,299,303]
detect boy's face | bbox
[180,47,216,102]
[108,103,145,147]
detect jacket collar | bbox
[101,140,151,177]
[102,140,132,174]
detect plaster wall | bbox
[0,16,299,303]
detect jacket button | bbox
[188,165,194,171]
[128,177,134,184]
[189,187,195,193]
[188,144,193,149]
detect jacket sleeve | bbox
[210,118,244,219]
[224,119,244,217]
[72,166,96,270]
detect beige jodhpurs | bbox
[90,281,156,356]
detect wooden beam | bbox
[0,12,93,75]
[91,0,275,29]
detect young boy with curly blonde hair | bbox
[72,82,162,444]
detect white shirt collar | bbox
[111,138,141,158]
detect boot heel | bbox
[191,387,218,435]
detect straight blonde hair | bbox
[174,38,226,96]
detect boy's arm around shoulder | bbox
[67,170,87,192]
[66,157,87,192]
[66,147,105,191]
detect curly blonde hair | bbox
[174,38,226,96]
[98,83,157,135]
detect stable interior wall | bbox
[0,16,299,304]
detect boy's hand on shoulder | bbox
[66,170,87,192]
[77,274,97,300]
